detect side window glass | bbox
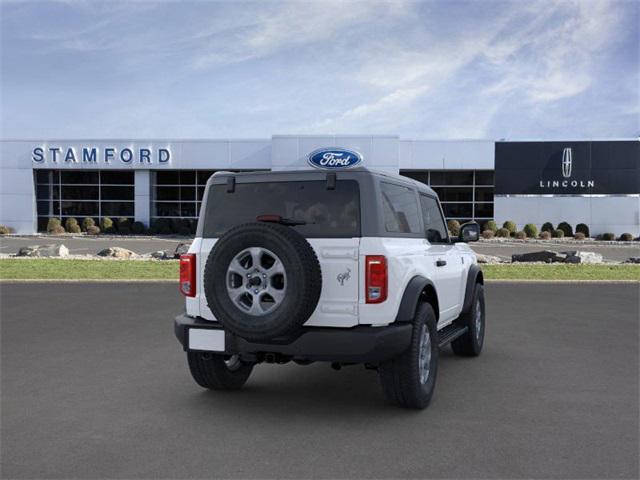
[420,194,449,243]
[380,182,421,234]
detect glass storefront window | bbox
[34,169,134,231]
[400,169,494,223]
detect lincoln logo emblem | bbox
[562,147,572,178]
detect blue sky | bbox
[1,0,638,140]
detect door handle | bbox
[436,260,447,267]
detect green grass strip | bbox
[0,259,179,280]
[481,263,640,281]
[0,259,638,281]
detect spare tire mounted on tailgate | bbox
[204,222,322,342]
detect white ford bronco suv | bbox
[174,167,485,409]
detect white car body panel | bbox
[188,234,476,331]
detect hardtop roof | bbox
[208,167,437,196]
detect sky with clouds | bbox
[1,0,638,140]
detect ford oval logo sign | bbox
[307,147,363,169]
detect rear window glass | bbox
[203,180,360,238]
[380,182,421,234]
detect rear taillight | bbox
[179,254,196,297]
[365,255,387,304]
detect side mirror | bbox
[458,222,480,242]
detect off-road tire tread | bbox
[187,352,253,390]
[451,283,485,357]
[378,303,438,409]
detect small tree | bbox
[483,220,498,233]
[599,232,615,241]
[575,223,590,238]
[117,217,131,234]
[0,225,13,234]
[618,233,633,241]
[523,223,538,238]
[131,221,146,234]
[447,219,461,237]
[101,217,114,233]
[46,218,62,233]
[81,217,95,232]
[541,222,554,233]
[557,221,573,237]
[502,220,517,235]
[496,228,510,238]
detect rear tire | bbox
[378,303,438,409]
[187,352,253,390]
[451,283,485,357]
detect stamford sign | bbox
[307,147,363,169]
[32,146,171,165]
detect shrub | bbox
[447,219,461,237]
[557,221,573,237]
[482,229,495,239]
[502,220,517,235]
[574,232,586,240]
[552,229,565,238]
[100,217,115,233]
[483,220,498,233]
[46,218,61,233]
[523,223,538,238]
[575,223,590,238]
[541,222,554,233]
[131,221,146,234]
[539,231,551,240]
[65,217,78,230]
[81,217,96,231]
[116,217,131,234]
[68,223,81,234]
[86,225,100,235]
[515,230,527,240]
[496,227,510,238]
[151,218,172,235]
[618,232,633,241]
[50,225,65,235]
[0,224,13,234]
[599,232,615,241]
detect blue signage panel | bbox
[307,147,363,169]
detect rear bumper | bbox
[174,314,411,364]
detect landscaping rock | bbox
[624,257,640,264]
[476,253,503,264]
[151,250,171,260]
[511,250,566,263]
[173,242,191,259]
[561,251,604,264]
[17,244,69,258]
[97,247,136,258]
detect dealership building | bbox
[0,136,638,235]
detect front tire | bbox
[451,283,485,357]
[187,352,253,390]
[378,303,439,409]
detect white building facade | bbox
[0,135,637,236]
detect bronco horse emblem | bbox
[337,268,351,286]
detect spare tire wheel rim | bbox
[226,247,287,316]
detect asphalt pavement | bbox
[1,282,638,479]
[1,235,639,261]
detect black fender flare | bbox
[461,264,484,314]
[394,276,439,323]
